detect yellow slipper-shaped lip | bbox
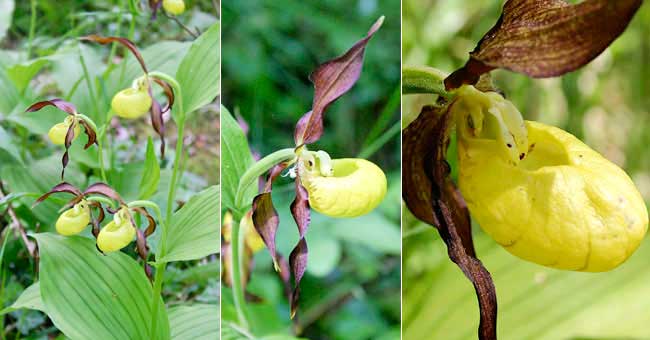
[48,117,80,145]
[111,88,152,119]
[163,0,185,15]
[302,158,387,218]
[458,120,648,272]
[97,211,136,253]
[55,201,91,236]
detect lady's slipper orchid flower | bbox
[34,182,157,278]
[48,116,81,145]
[26,99,98,179]
[111,77,153,119]
[452,86,648,272]
[249,17,385,318]
[81,35,175,158]
[97,207,137,253]
[55,200,91,236]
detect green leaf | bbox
[0,0,14,42]
[0,282,45,315]
[1,156,84,225]
[0,125,22,163]
[403,229,650,339]
[7,57,49,93]
[221,106,256,213]
[176,22,220,117]
[0,63,19,116]
[33,233,170,340]
[327,212,401,255]
[161,185,220,262]
[168,304,219,340]
[138,137,161,200]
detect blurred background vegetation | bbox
[0,1,218,338]
[403,1,650,339]
[222,1,401,339]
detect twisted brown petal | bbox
[402,103,496,339]
[294,16,384,145]
[445,0,642,90]
[251,162,291,271]
[149,93,166,159]
[134,207,157,237]
[61,123,77,179]
[152,78,175,113]
[83,183,125,205]
[288,178,310,319]
[25,98,77,115]
[80,35,148,74]
[78,119,98,149]
[34,182,83,206]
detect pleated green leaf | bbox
[0,282,44,315]
[138,137,160,200]
[221,106,255,214]
[161,185,220,263]
[168,304,219,340]
[176,22,220,117]
[34,233,170,340]
[403,227,650,339]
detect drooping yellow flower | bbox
[48,116,81,145]
[301,157,387,218]
[97,208,136,253]
[55,200,91,236]
[453,85,648,272]
[111,80,152,119]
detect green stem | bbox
[79,49,101,122]
[26,0,36,59]
[402,66,452,99]
[234,148,296,210]
[357,121,400,159]
[145,72,184,340]
[229,147,296,329]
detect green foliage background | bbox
[222,1,401,339]
[403,1,650,339]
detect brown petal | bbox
[288,179,310,319]
[152,78,175,113]
[402,103,496,339]
[149,97,166,159]
[83,183,125,205]
[251,193,281,270]
[135,228,153,280]
[289,237,308,319]
[133,207,157,237]
[149,0,162,19]
[25,99,77,115]
[88,201,105,238]
[294,16,384,146]
[80,35,148,74]
[61,123,76,179]
[251,162,291,270]
[78,119,98,149]
[445,0,642,90]
[34,182,83,206]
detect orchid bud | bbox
[456,88,648,272]
[48,116,80,145]
[163,0,185,15]
[97,208,136,253]
[301,157,387,218]
[55,200,91,236]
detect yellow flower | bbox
[48,116,80,145]
[55,200,91,236]
[301,158,387,218]
[454,86,648,272]
[111,86,152,119]
[97,208,136,253]
[163,0,185,15]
